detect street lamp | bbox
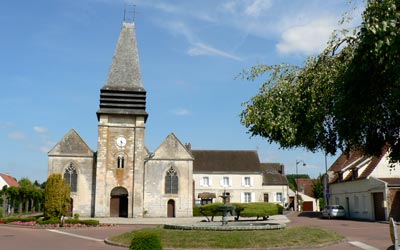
[295,160,306,212]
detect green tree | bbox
[312,175,324,209]
[18,178,34,214]
[1,186,7,217]
[240,0,400,161]
[44,174,70,219]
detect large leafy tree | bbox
[241,0,400,161]
[44,174,70,219]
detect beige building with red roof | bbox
[328,147,400,221]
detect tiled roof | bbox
[261,163,288,185]
[295,178,315,197]
[260,163,284,174]
[192,150,261,173]
[378,178,400,186]
[0,173,19,187]
[329,147,389,184]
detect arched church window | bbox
[64,162,77,192]
[117,155,125,169]
[165,167,178,194]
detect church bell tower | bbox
[95,22,147,217]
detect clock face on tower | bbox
[116,136,127,147]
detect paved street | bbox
[0,213,394,250]
[287,212,392,250]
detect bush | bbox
[231,202,283,220]
[6,217,37,223]
[74,213,80,220]
[0,207,3,218]
[130,231,162,250]
[198,202,224,222]
[37,218,61,225]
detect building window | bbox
[243,176,252,187]
[64,162,77,192]
[276,192,283,202]
[221,176,230,187]
[244,192,252,203]
[117,155,125,169]
[165,167,178,194]
[201,176,211,187]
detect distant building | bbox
[0,173,19,188]
[48,21,289,218]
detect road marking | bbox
[46,229,104,242]
[349,241,379,250]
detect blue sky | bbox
[0,0,363,182]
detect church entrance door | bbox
[110,187,128,218]
[167,199,175,218]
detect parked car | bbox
[321,205,346,219]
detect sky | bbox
[0,0,364,183]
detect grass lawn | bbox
[108,226,344,249]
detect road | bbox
[287,212,392,250]
[0,213,394,250]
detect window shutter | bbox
[229,177,232,187]
[250,177,254,187]
[208,176,212,186]
[200,177,204,186]
[220,177,223,187]
[241,177,245,186]
[251,192,255,203]
[240,192,244,203]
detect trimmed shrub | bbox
[6,217,36,223]
[192,206,202,217]
[232,202,283,220]
[0,207,3,218]
[129,231,162,250]
[37,218,61,225]
[198,202,224,222]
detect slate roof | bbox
[192,150,261,173]
[261,163,288,185]
[0,173,19,187]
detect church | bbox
[48,21,289,218]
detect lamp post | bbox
[295,160,306,212]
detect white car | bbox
[321,205,346,219]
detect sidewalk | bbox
[82,214,291,225]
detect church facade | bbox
[48,22,194,218]
[48,22,290,218]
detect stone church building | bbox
[48,22,290,218]
[48,22,194,218]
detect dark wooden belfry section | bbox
[98,86,147,120]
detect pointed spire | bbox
[104,22,143,90]
[97,22,148,121]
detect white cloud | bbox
[8,131,26,140]
[33,126,48,133]
[245,0,273,17]
[276,18,337,55]
[171,108,191,116]
[188,43,242,61]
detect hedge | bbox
[232,202,283,220]
[194,202,284,221]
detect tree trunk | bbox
[2,194,7,217]
[18,198,23,215]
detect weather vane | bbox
[123,2,139,23]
